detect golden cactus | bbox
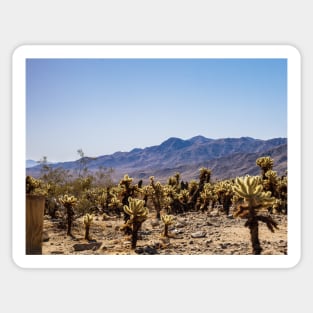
[59,194,78,208]
[232,176,278,255]
[233,176,274,209]
[59,194,77,237]
[161,214,175,237]
[256,156,274,179]
[26,175,47,196]
[123,197,149,249]
[83,213,93,240]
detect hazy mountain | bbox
[27,136,287,182]
[26,160,39,168]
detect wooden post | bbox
[26,195,45,255]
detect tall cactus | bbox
[148,176,165,219]
[233,176,277,255]
[59,194,77,237]
[123,197,149,249]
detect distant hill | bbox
[27,136,287,182]
[26,160,39,168]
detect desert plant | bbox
[148,176,165,219]
[163,185,183,214]
[263,170,278,197]
[199,183,218,212]
[59,194,77,237]
[83,213,94,240]
[232,176,277,255]
[108,194,123,217]
[161,214,175,237]
[26,176,47,196]
[189,168,211,210]
[256,156,274,179]
[123,197,149,249]
[214,180,234,215]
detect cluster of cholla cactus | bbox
[199,183,217,212]
[213,180,234,215]
[123,197,149,249]
[256,156,287,213]
[232,175,278,254]
[59,194,78,237]
[26,153,288,254]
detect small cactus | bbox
[161,214,175,237]
[83,213,93,240]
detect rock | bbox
[191,231,206,238]
[135,246,159,255]
[73,242,102,251]
[50,251,64,254]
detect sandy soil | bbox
[42,207,287,255]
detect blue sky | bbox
[26,58,287,162]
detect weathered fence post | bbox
[26,195,45,254]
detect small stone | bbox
[191,231,206,238]
[73,242,102,251]
[50,251,64,254]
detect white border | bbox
[12,45,301,268]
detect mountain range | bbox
[27,136,287,182]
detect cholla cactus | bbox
[161,214,175,237]
[148,176,165,219]
[83,213,94,240]
[263,170,278,197]
[59,194,77,237]
[199,183,217,212]
[256,156,274,179]
[119,174,140,226]
[26,175,47,196]
[123,197,149,249]
[108,195,122,217]
[233,176,277,255]
[214,180,234,215]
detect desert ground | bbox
[42,207,287,255]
